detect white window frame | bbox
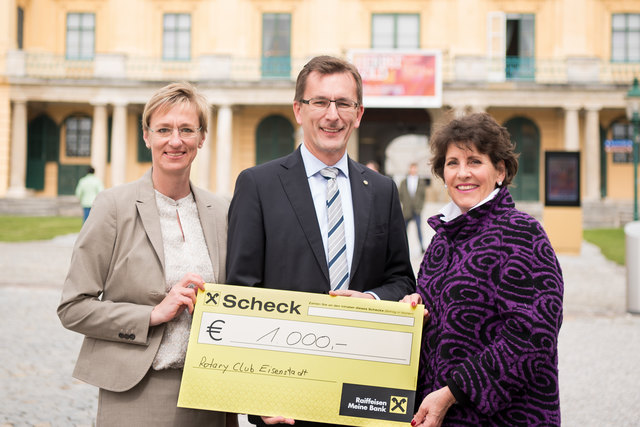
[66,13,95,60]
[163,13,191,61]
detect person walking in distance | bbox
[75,166,104,223]
[399,162,427,251]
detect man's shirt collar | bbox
[300,143,349,179]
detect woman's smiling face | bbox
[443,142,505,213]
[143,103,203,177]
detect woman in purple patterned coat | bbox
[403,113,563,427]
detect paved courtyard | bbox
[1,232,639,426]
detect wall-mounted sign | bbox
[605,139,633,153]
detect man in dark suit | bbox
[226,55,416,427]
[399,162,428,251]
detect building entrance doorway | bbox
[358,108,431,175]
[26,114,58,191]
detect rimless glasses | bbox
[148,127,202,140]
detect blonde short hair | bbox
[142,82,209,133]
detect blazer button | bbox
[129,334,136,340]
[118,333,124,339]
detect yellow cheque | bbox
[178,284,423,426]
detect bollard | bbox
[624,221,640,314]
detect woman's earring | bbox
[497,181,503,187]
[444,183,448,189]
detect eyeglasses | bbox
[148,127,202,140]
[300,97,359,112]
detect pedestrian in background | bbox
[399,162,427,251]
[403,113,563,426]
[58,82,237,427]
[365,160,380,173]
[75,166,103,223]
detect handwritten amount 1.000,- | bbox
[198,312,413,363]
[257,327,348,352]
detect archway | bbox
[385,134,430,184]
[359,108,431,174]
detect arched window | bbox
[65,115,92,157]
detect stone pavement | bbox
[1,231,639,427]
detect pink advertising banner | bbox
[349,50,442,108]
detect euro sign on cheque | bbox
[178,284,424,426]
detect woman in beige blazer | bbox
[58,82,237,427]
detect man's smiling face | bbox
[293,71,364,165]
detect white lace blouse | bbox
[151,190,214,370]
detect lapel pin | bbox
[363,180,369,186]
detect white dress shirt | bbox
[439,187,501,222]
[300,144,355,285]
[407,174,418,197]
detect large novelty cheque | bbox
[178,284,424,426]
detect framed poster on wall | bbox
[544,151,580,207]
[347,49,442,108]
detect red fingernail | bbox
[411,301,417,307]
[411,420,416,426]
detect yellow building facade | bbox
[2,0,640,229]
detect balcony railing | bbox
[4,50,640,86]
[3,51,307,82]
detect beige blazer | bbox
[58,170,228,392]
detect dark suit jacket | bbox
[58,170,228,392]
[227,147,415,299]
[226,149,416,427]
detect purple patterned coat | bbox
[416,188,563,426]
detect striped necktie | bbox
[320,167,349,290]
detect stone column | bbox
[564,105,581,151]
[584,105,601,201]
[294,126,303,148]
[429,108,447,135]
[215,105,232,196]
[110,103,128,186]
[348,128,359,161]
[196,106,214,190]
[452,105,467,118]
[7,100,28,198]
[470,104,487,114]
[90,103,108,183]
